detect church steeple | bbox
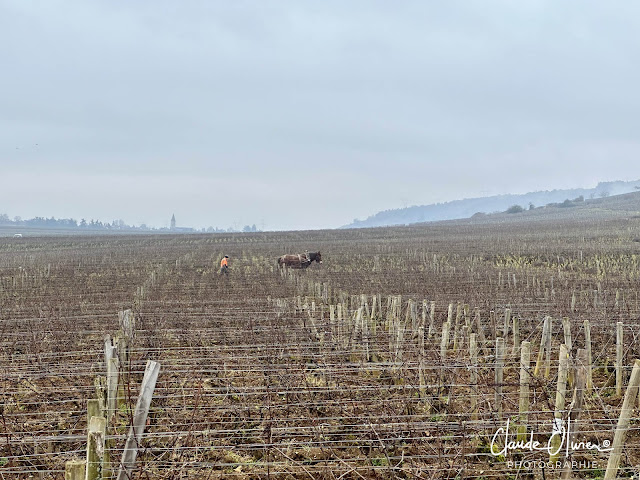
[170,214,176,230]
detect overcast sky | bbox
[2,1,640,230]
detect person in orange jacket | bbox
[220,255,229,275]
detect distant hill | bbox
[343,180,640,228]
[455,189,640,226]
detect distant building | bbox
[169,214,194,233]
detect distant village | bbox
[168,214,259,233]
[0,213,260,233]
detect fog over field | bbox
[2,1,640,230]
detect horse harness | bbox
[298,252,311,267]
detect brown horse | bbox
[278,251,322,269]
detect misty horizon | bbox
[2,178,638,232]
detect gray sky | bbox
[2,1,640,230]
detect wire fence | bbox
[2,223,640,479]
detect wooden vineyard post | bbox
[87,399,100,424]
[86,416,107,480]
[361,307,370,362]
[370,296,377,326]
[350,304,358,343]
[569,349,587,436]
[534,316,550,377]
[474,308,488,356]
[361,295,369,322]
[502,308,511,340]
[104,334,113,367]
[114,334,129,407]
[116,333,129,365]
[511,316,520,356]
[388,298,397,353]
[392,309,404,373]
[453,302,461,352]
[518,341,530,441]
[550,344,569,462]
[495,338,505,420]
[65,460,86,480]
[107,356,119,423]
[95,376,107,417]
[345,301,352,346]
[337,304,344,348]
[470,333,478,421]
[544,316,553,378]
[368,294,375,318]
[464,304,470,329]
[562,317,572,352]
[418,307,427,403]
[489,310,496,342]
[533,317,548,377]
[584,319,593,391]
[388,302,395,356]
[461,325,469,352]
[118,308,135,340]
[117,360,161,480]
[561,348,587,480]
[562,317,573,388]
[440,321,450,361]
[604,359,640,480]
[616,322,623,396]
[104,335,120,421]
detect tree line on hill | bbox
[0,214,139,230]
[0,214,260,233]
[345,180,640,228]
[504,195,588,214]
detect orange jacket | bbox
[220,258,228,268]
